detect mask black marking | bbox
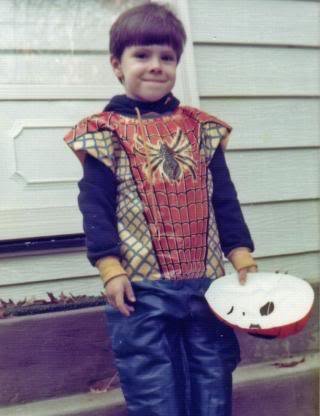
[227,306,234,315]
[260,301,275,316]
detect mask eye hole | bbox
[260,301,275,316]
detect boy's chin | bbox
[129,92,170,103]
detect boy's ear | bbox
[110,55,123,81]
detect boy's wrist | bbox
[103,274,128,288]
[96,256,128,286]
[227,247,257,271]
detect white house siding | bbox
[0,0,148,301]
[0,0,199,301]
[0,0,319,301]
[188,0,320,281]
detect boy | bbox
[64,3,257,415]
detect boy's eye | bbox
[162,55,175,62]
[134,52,148,59]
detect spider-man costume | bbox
[64,93,254,416]
[64,100,253,282]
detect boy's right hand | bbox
[105,275,136,317]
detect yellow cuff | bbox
[95,256,128,285]
[227,248,257,271]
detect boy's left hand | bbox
[238,264,258,286]
[227,247,258,286]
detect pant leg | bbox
[182,279,241,416]
[105,281,188,416]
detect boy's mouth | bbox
[142,79,166,83]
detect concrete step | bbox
[0,352,318,416]
[0,284,318,406]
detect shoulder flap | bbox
[63,112,118,168]
[180,106,232,150]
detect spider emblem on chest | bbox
[133,129,197,182]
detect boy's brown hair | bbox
[109,2,186,62]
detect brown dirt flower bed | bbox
[0,292,106,319]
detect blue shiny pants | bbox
[105,278,240,416]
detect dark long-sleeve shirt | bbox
[78,144,254,267]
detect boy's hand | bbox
[238,265,258,286]
[227,247,258,286]
[105,275,136,317]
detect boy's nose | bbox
[149,57,162,72]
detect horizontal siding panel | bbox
[0,53,114,85]
[0,100,106,120]
[200,98,320,149]
[244,200,319,258]
[0,206,82,240]
[195,45,320,96]
[0,100,106,132]
[0,200,318,259]
[189,0,320,47]
[0,85,120,100]
[0,0,146,50]
[0,251,319,302]
[0,22,108,51]
[226,148,320,203]
[0,251,96,286]
[0,0,115,23]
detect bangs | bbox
[121,17,182,56]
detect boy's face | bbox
[111,44,177,102]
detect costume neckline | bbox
[104,93,180,117]
[107,106,182,124]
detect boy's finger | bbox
[238,269,247,285]
[125,281,136,303]
[115,293,131,317]
[126,305,135,313]
[106,296,114,307]
[105,292,115,308]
